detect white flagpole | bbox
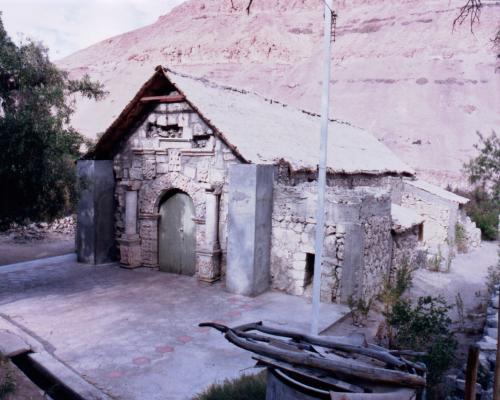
[311,0,334,336]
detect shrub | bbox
[0,357,16,399]
[386,296,456,388]
[459,131,500,241]
[347,294,372,327]
[193,372,266,400]
[455,223,467,253]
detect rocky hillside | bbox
[58,0,500,186]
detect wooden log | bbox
[224,330,426,388]
[139,94,185,103]
[254,356,365,393]
[201,321,409,370]
[464,345,480,400]
[233,321,367,347]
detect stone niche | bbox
[270,182,392,303]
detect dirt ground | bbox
[0,232,74,266]
[0,357,44,400]
[325,241,499,359]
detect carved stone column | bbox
[196,186,222,282]
[118,190,142,268]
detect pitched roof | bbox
[90,66,414,176]
[405,179,469,204]
[391,204,424,233]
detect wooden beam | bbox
[139,94,185,103]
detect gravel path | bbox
[410,241,498,320]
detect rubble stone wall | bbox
[390,226,427,280]
[401,184,454,269]
[458,208,482,252]
[270,182,392,303]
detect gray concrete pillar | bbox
[226,164,274,296]
[339,223,364,303]
[76,160,116,264]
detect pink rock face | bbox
[155,345,175,353]
[57,0,500,187]
[132,356,151,366]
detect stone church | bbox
[76,66,480,304]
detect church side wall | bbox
[270,180,392,304]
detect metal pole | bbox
[311,0,333,336]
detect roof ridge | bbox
[164,66,360,129]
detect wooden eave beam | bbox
[139,94,186,103]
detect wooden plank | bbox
[139,95,185,103]
[464,346,480,400]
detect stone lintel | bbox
[132,149,156,155]
[180,149,215,157]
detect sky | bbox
[0,0,186,60]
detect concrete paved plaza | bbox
[0,255,348,399]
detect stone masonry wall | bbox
[112,99,240,276]
[390,226,426,280]
[271,181,392,303]
[401,184,454,269]
[361,213,392,301]
[458,208,481,252]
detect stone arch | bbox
[137,171,208,269]
[139,171,206,219]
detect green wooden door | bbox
[158,192,196,275]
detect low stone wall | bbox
[446,286,499,400]
[457,209,482,253]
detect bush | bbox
[193,372,266,400]
[459,131,500,241]
[455,188,499,241]
[0,357,16,399]
[386,296,456,389]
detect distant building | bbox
[76,66,480,303]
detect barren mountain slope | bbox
[58,0,500,186]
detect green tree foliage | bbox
[0,14,106,227]
[458,131,500,240]
[387,296,456,390]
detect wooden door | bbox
[158,192,196,275]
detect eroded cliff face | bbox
[58,0,500,186]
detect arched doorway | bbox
[158,190,196,275]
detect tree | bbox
[460,132,500,240]
[464,131,500,201]
[455,1,500,53]
[0,14,106,227]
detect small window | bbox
[305,253,315,286]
